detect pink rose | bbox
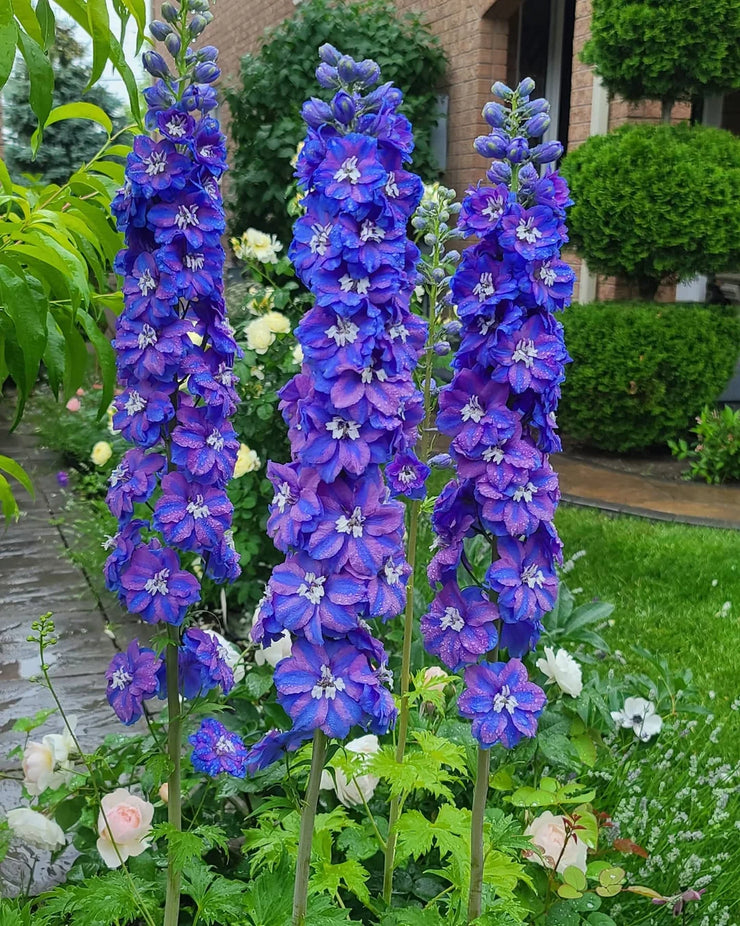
[523,811,587,875]
[65,397,81,412]
[75,387,86,396]
[97,788,154,868]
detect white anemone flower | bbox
[611,696,663,741]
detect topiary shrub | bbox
[583,0,740,112]
[562,124,740,300]
[225,0,446,241]
[558,302,740,453]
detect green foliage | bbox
[5,26,125,184]
[562,124,740,296]
[225,0,446,241]
[558,302,740,452]
[669,403,740,483]
[583,0,740,105]
[30,871,160,925]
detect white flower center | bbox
[339,274,370,295]
[144,150,167,176]
[461,395,484,423]
[538,261,556,286]
[144,568,170,596]
[360,220,384,243]
[473,272,495,299]
[521,564,545,589]
[109,462,129,487]
[124,390,147,416]
[482,195,504,221]
[298,572,326,605]
[389,323,409,342]
[138,324,158,349]
[385,172,399,198]
[199,145,214,159]
[384,559,403,585]
[206,429,224,451]
[516,218,542,244]
[478,316,496,335]
[184,252,204,271]
[493,685,518,714]
[512,338,538,368]
[326,316,359,347]
[327,417,360,440]
[440,606,465,632]
[512,482,537,503]
[311,663,346,700]
[310,223,332,255]
[215,735,236,755]
[186,494,210,519]
[138,269,156,295]
[165,115,187,138]
[215,365,235,386]
[361,366,387,384]
[334,156,361,184]
[336,505,365,537]
[398,465,417,484]
[175,204,200,229]
[482,445,505,464]
[273,481,294,513]
[110,667,133,690]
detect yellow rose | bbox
[263,311,290,334]
[233,443,261,478]
[236,228,283,265]
[245,317,275,355]
[91,441,113,466]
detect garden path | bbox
[556,454,740,530]
[0,411,140,894]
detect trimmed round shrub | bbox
[559,302,740,453]
[225,0,446,241]
[583,0,740,107]
[562,124,740,299]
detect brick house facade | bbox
[169,0,740,302]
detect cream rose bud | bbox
[292,343,304,364]
[524,811,588,875]
[263,310,291,334]
[536,646,583,698]
[245,317,275,355]
[159,783,169,804]
[7,808,65,850]
[423,665,449,694]
[22,732,72,795]
[254,629,292,668]
[97,788,154,869]
[322,735,380,807]
[91,441,113,466]
[233,443,261,478]
[202,628,245,684]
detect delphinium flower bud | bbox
[164,32,181,57]
[483,101,507,129]
[161,2,179,24]
[246,51,426,768]
[106,6,243,768]
[423,77,574,751]
[188,14,207,37]
[149,20,172,41]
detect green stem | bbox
[164,624,183,926]
[292,730,327,926]
[467,746,491,922]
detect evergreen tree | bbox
[4,26,124,184]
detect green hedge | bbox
[558,302,740,453]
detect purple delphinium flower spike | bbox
[246,52,426,771]
[424,79,573,750]
[105,10,242,732]
[189,718,247,777]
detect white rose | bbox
[423,665,449,694]
[236,228,283,265]
[245,317,275,355]
[254,630,292,668]
[202,628,245,684]
[7,808,66,850]
[536,646,583,698]
[524,811,587,875]
[321,735,380,807]
[91,441,113,466]
[292,343,304,364]
[22,728,74,796]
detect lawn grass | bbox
[555,504,740,727]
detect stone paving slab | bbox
[556,455,740,530]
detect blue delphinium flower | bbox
[424,78,573,750]
[247,48,426,768]
[105,8,242,743]
[189,718,247,778]
[105,640,163,725]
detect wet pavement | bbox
[556,455,740,530]
[0,417,141,895]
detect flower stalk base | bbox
[164,626,183,926]
[468,745,491,922]
[293,730,328,926]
